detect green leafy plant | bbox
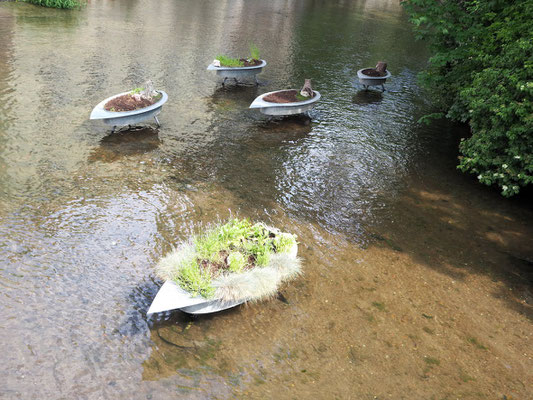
[274,233,297,254]
[216,55,244,68]
[227,252,246,273]
[23,0,83,9]
[249,43,260,60]
[131,87,143,95]
[402,0,533,196]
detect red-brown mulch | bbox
[263,90,315,104]
[104,94,156,112]
[361,68,387,77]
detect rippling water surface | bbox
[1,1,532,399]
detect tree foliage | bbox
[402,0,533,196]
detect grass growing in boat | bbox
[156,218,298,299]
[24,0,83,9]
[274,232,298,253]
[227,252,246,273]
[250,43,260,60]
[176,259,215,298]
[216,55,245,68]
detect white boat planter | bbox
[148,220,301,315]
[90,90,168,127]
[249,90,321,116]
[207,60,267,85]
[357,69,391,91]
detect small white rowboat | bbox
[148,243,298,315]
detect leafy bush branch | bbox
[402,0,533,196]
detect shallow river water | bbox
[0,0,532,399]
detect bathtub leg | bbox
[154,116,160,127]
[111,126,116,133]
[381,84,385,92]
[222,77,228,86]
[254,75,259,85]
[234,77,239,85]
[364,85,368,91]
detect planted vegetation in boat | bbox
[104,81,162,112]
[155,219,301,302]
[214,44,262,67]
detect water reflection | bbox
[89,127,161,162]
[208,84,260,112]
[352,89,383,105]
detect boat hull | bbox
[148,243,298,315]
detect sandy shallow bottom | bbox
[141,181,532,400]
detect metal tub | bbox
[207,60,266,82]
[357,69,391,89]
[249,90,321,116]
[90,90,168,127]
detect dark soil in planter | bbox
[263,90,315,104]
[361,68,387,77]
[104,93,162,112]
[240,58,262,67]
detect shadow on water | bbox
[352,89,383,105]
[391,186,533,321]
[207,84,260,112]
[88,126,160,162]
[365,120,533,321]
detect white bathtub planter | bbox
[148,219,302,315]
[90,81,168,129]
[357,61,391,91]
[249,79,321,116]
[207,59,266,85]
[207,46,266,85]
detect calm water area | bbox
[0,0,531,398]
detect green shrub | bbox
[23,0,83,9]
[402,0,533,196]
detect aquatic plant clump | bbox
[156,219,301,301]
